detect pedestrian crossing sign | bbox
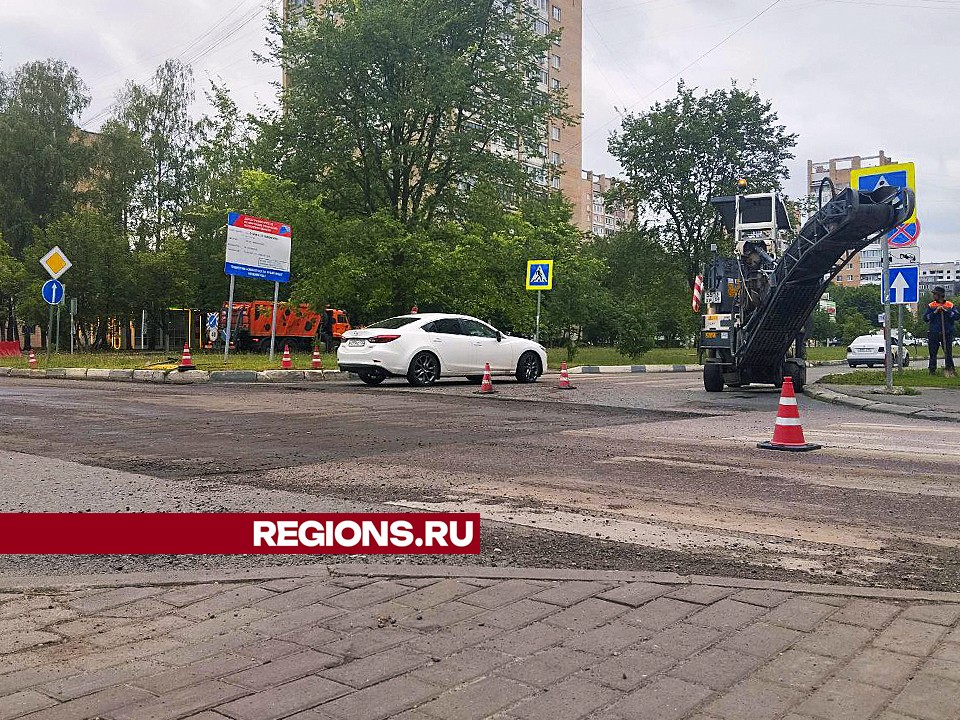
[850,162,917,227]
[526,260,553,290]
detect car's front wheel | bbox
[515,352,542,383]
[357,369,386,386]
[407,352,441,386]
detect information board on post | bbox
[225,213,292,282]
[224,213,293,362]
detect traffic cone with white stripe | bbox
[476,362,496,394]
[281,344,292,370]
[557,361,575,390]
[28,350,37,370]
[758,377,820,452]
[177,343,194,371]
[312,346,322,370]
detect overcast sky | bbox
[2,0,957,260]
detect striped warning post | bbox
[692,274,703,313]
[757,377,821,452]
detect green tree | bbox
[608,81,797,285]
[113,60,200,249]
[810,308,835,345]
[591,225,697,351]
[271,0,572,225]
[831,284,882,329]
[0,237,26,341]
[0,59,91,256]
[90,119,151,235]
[840,311,872,344]
[24,211,134,349]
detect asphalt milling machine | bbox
[699,181,915,392]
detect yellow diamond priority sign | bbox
[40,246,72,280]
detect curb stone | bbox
[571,364,702,374]
[166,369,209,384]
[209,370,259,383]
[2,562,959,603]
[805,382,960,423]
[1,366,349,385]
[257,369,305,382]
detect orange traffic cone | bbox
[281,344,292,370]
[178,343,194,371]
[476,362,496,394]
[312,346,322,370]
[557,361,575,390]
[758,377,820,452]
[28,350,37,370]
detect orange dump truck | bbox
[221,301,350,352]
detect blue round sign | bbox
[41,279,64,305]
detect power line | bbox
[573,0,786,154]
[80,3,269,129]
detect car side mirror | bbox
[496,331,502,342]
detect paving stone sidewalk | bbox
[1,565,959,720]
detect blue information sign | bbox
[885,265,919,305]
[41,279,64,305]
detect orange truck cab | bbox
[220,301,350,352]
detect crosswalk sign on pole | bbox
[850,162,917,229]
[526,260,553,290]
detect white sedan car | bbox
[847,334,910,368]
[337,313,547,386]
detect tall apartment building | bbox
[919,262,960,296]
[291,0,584,230]
[807,151,896,287]
[579,170,630,236]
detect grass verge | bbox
[820,369,960,389]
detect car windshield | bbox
[366,317,420,330]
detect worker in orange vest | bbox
[923,286,957,375]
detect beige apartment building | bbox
[579,170,630,236]
[806,151,896,287]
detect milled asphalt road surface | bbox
[2,373,960,718]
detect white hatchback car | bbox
[847,334,910,368]
[337,313,547,386]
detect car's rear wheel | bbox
[407,352,440,386]
[357,369,386,386]
[515,352,541,383]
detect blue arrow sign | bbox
[886,265,919,305]
[41,279,64,305]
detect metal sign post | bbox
[269,281,280,361]
[526,260,553,343]
[55,285,62,354]
[897,304,904,371]
[224,275,236,363]
[535,290,542,343]
[883,237,893,391]
[70,298,77,355]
